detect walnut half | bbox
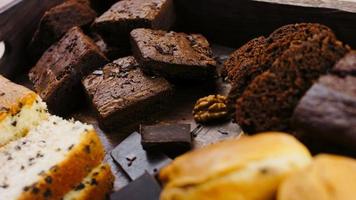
[193,95,229,123]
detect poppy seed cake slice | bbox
[0,75,48,147]
[63,163,114,200]
[0,116,105,200]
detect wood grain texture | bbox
[0,0,63,78]
[175,0,356,48]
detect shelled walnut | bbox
[193,95,229,123]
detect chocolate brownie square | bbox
[29,1,97,61]
[29,27,108,114]
[130,28,217,81]
[92,0,175,50]
[82,56,173,130]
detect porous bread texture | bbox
[0,116,104,200]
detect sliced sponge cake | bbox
[0,75,48,147]
[0,116,105,200]
[63,163,114,200]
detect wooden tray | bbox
[1,0,356,191]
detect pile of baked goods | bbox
[0,0,355,199]
[159,132,356,200]
[0,75,113,199]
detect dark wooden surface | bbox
[175,0,356,48]
[1,0,356,192]
[0,0,63,78]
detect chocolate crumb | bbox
[45,176,52,184]
[217,130,229,135]
[68,144,74,150]
[90,178,98,186]
[43,189,52,197]
[32,187,40,194]
[74,183,85,191]
[84,145,91,154]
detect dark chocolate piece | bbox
[140,124,192,155]
[29,27,108,114]
[110,172,161,200]
[82,56,173,130]
[92,0,175,50]
[111,132,171,180]
[130,28,217,81]
[292,75,356,153]
[28,1,97,61]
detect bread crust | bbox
[64,164,114,200]
[159,132,312,200]
[18,130,105,200]
[278,154,356,200]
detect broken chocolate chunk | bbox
[140,124,192,156]
[111,132,171,180]
[110,172,161,200]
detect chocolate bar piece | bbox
[130,28,217,81]
[111,132,171,180]
[82,56,173,130]
[110,172,161,200]
[92,0,175,50]
[141,124,192,155]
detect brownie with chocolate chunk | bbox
[130,28,217,81]
[92,0,175,51]
[29,27,108,114]
[29,1,97,61]
[82,56,173,130]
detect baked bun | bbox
[159,132,312,200]
[278,154,356,200]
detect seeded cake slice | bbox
[63,163,114,200]
[130,28,217,81]
[0,116,105,200]
[0,76,48,147]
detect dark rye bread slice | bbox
[82,56,173,130]
[235,32,349,133]
[225,23,335,102]
[29,27,108,114]
[29,1,97,61]
[92,0,175,50]
[130,28,217,81]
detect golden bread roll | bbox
[159,132,312,200]
[278,154,356,200]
